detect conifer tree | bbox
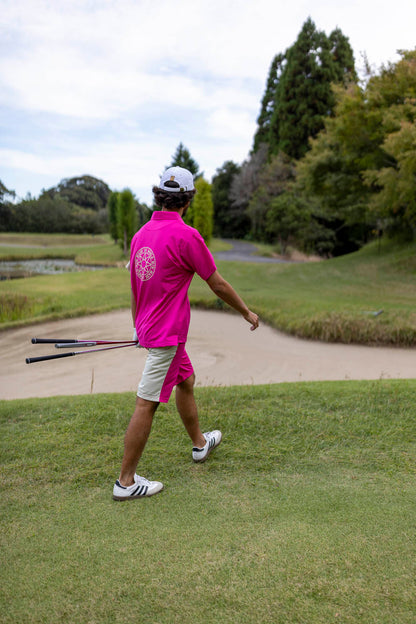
[328,28,357,85]
[117,189,138,255]
[252,54,285,152]
[211,160,243,237]
[169,143,200,177]
[185,177,213,244]
[270,18,331,158]
[253,18,356,160]
[107,191,119,243]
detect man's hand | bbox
[207,271,259,331]
[244,310,259,331]
[132,327,141,347]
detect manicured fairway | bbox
[1,380,415,623]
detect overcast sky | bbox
[1,0,415,205]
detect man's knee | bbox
[178,373,195,392]
[136,396,159,414]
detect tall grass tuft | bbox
[0,293,33,322]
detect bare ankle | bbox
[119,475,135,487]
[194,434,206,448]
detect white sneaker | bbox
[192,430,222,463]
[112,474,164,501]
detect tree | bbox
[247,152,296,241]
[135,199,151,230]
[117,189,138,255]
[295,49,416,251]
[266,191,311,254]
[253,18,356,160]
[43,175,111,211]
[107,191,119,243]
[229,143,268,239]
[295,83,384,255]
[252,54,286,153]
[363,50,416,238]
[169,143,200,177]
[0,180,15,232]
[328,27,357,85]
[211,161,243,237]
[365,122,416,238]
[184,177,213,244]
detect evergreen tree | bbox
[271,19,329,158]
[253,18,356,160]
[211,160,242,237]
[186,177,213,244]
[0,180,15,232]
[169,143,200,177]
[328,27,357,85]
[117,189,138,255]
[107,191,119,243]
[252,54,286,152]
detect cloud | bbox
[1,0,416,204]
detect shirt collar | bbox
[151,211,182,221]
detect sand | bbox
[1,309,415,400]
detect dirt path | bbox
[1,309,415,400]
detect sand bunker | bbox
[1,309,415,400]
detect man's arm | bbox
[206,270,259,331]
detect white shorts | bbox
[137,344,194,403]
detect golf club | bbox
[31,337,137,345]
[26,342,138,364]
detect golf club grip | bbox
[32,338,76,344]
[26,352,76,364]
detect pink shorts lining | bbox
[137,344,194,403]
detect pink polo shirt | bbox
[130,211,217,348]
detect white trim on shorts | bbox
[137,345,178,402]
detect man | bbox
[113,166,259,501]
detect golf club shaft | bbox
[55,341,139,349]
[26,342,138,364]
[32,338,136,346]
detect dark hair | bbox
[152,186,196,210]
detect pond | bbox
[0,259,105,280]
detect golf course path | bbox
[2,309,416,400]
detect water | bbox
[0,259,104,280]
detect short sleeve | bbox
[180,230,217,280]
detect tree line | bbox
[0,142,214,254]
[212,19,416,256]
[1,18,415,257]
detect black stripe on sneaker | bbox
[209,437,215,448]
[115,480,126,489]
[131,484,148,497]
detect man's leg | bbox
[175,374,206,448]
[118,397,159,486]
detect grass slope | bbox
[1,235,416,345]
[1,380,416,623]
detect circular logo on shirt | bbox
[135,247,156,281]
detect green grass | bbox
[1,380,415,623]
[0,233,230,264]
[1,234,416,345]
[190,238,416,346]
[0,232,127,265]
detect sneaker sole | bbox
[112,485,164,501]
[193,433,222,463]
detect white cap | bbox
[159,166,195,192]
